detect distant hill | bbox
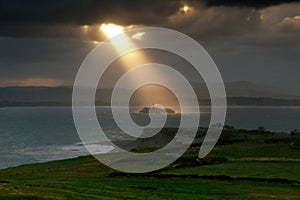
[225,81,300,98]
[1,81,300,107]
[0,86,72,102]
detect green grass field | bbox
[0,139,299,199]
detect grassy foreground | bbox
[0,126,300,199]
[0,141,299,199]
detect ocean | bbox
[0,106,299,169]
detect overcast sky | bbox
[0,0,300,88]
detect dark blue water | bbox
[0,106,299,169]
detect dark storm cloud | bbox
[1,0,300,88]
[0,0,181,38]
[0,0,179,26]
[0,37,93,85]
[1,0,299,28]
[204,0,300,9]
[1,0,300,39]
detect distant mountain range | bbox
[225,81,300,99]
[0,81,300,107]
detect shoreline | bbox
[0,140,299,199]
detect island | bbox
[139,104,176,114]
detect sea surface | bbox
[0,106,300,169]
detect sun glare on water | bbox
[100,23,124,38]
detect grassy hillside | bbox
[0,138,299,199]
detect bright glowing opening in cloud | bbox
[180,5,190,13]
[100,23,133,52]
[100,23,124,38]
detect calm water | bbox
[0,106,299,169]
